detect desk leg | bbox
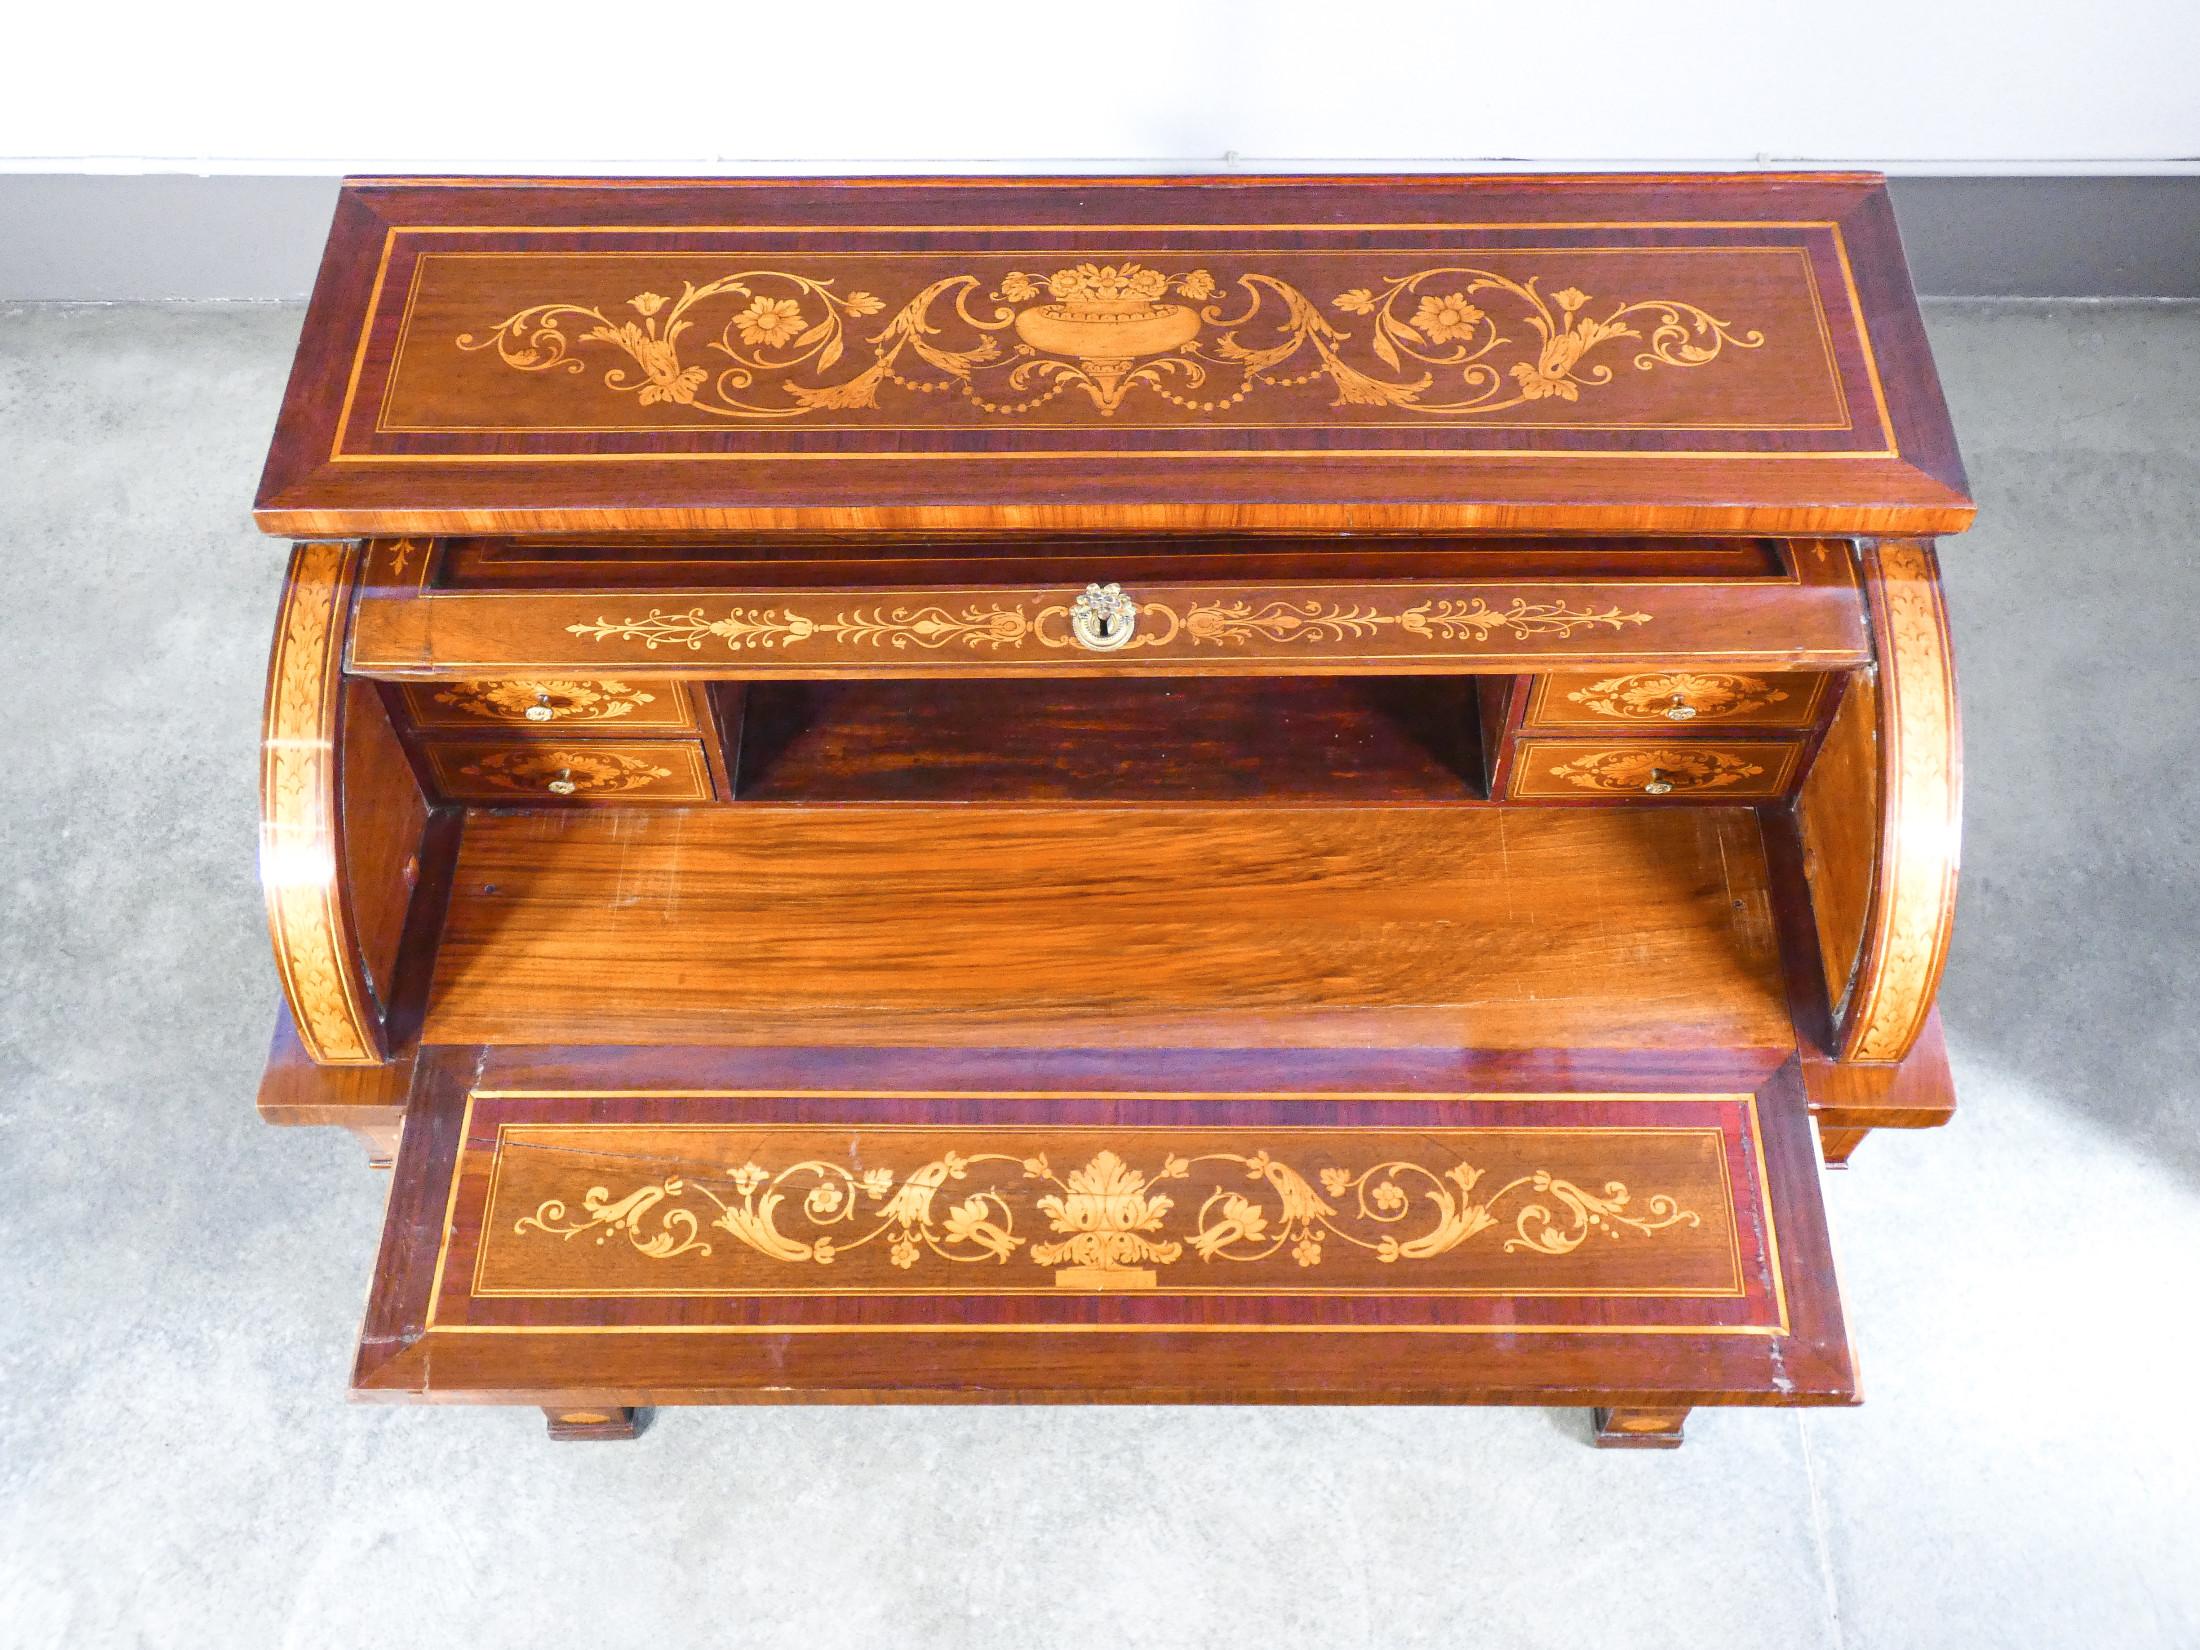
[1819,1125,1871,1168]
[1593,1406,1689,1449]
[544,1406,644,1441]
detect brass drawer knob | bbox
[1642,769,1675,796]
[1663,698,1698,721]
[546,771,579,795]
[524,696,556,722]
[1069,582,1138,651]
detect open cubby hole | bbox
[719,675,1492,804]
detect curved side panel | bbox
[1840,542,1963,1064]
[261,541,386,1065]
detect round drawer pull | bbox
[1642,769,1675,796]
[1068,582,1138,651]
[1663,698,1698,721]
[546,771,579,796]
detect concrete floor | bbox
[0,298,2195,1649]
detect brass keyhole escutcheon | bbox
[1068,582,1139,651]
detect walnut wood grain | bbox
[423,806,1791,1050]
[1840,542,1962,1062]
[255,175,1970,538]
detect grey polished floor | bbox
[1,299,2195,1649]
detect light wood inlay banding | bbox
[259,542,384,1064]
[1841,541,1962,1062]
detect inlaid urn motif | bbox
[1005,263,1211,412]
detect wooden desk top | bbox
[255,173,1972,539]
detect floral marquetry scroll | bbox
[459,748,674,796]
[564,592,1653,658]
[1546,747,1767,795]
[432,679,659,725]
[1564,672,1790,723]
[497,1133,1712,1294]
[459,261,1762,422]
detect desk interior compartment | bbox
[730,676,1487,804]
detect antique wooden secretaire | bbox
[252,174,1969,1445]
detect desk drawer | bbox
[401,677,697,733]
[1511,738,1803,801]
[423,739,713,804]
[1525,671,1827,730]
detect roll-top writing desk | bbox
[253,174,1969,1445]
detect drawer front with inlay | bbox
[402,678,697,733]
[1511,738,1803,802]
[423,739,713,804]
[1526,671,1828,730]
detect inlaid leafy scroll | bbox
[512,1146,1702,1290]
[458,261,1764,419]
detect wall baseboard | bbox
[1,172,2193,301]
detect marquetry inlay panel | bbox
[333,211,1882,463]
[424,739,712,804]
[451,258,1771,426]
[496,1128,1718,1293]
[1527,670,1828,729]
[559,588,1656,663]
[424,1092,1791,1337]
[1510,739,1803,801]
[403,677,694,732]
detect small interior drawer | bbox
[1509,738,1804,802]
[423,738,713,804]
[402,678,698,734]
[1524,671,1828,730]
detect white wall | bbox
[5,0,2196,172]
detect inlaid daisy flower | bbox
[733,295,806,348]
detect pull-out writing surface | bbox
[356,1050,1853,1407]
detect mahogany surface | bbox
[250,172,1971,1444]
[257,175,1970,537]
